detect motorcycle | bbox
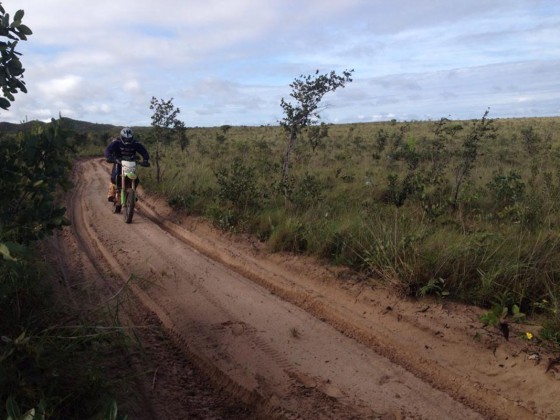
[108,158,150,223]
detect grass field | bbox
[133,115,560,343]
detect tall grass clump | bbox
[1,256,132,419]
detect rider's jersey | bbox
[104,138,150,162]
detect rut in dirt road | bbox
[64,159,559,419]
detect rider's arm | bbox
[135,142,150,162]
[104,140,117,161]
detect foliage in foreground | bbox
[0,120,129,419]
[0,4,32,110]
[1,256,131,419]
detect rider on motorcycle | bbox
[104,127,150,202]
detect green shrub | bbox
[215,158,261,215]
[1,120,130,418]
[268,217,308,252]
[486,170,525,216]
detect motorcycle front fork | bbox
[116,184,136,205]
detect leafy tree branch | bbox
[0,4,32,110]
[280,69,353,196]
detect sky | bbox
[1,0,559,127]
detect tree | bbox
[0,5,32,110]
[149,97,186,183]
[0,119,71,255]
[279,69,353,193]
[451,109,496,209]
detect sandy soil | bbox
[46,158,560,419]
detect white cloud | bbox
[124,79,140,93]
[84,103,112,114]
[37,75,82,100]
[0,0,558,126]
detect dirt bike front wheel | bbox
[124,188,135,223]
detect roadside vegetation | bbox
[1,5,133,417]
[1,120,134,419]
[134,113,560,345]
[3,78,560,420]
[4,112,559,420]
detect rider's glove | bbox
[106,157,116,164]
[140,160,151,167]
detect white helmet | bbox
[120,127,134,144]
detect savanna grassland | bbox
[133,114,560,343]
[3,114,560,418]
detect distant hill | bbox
[0,117,121,134]
[58,117,119,133]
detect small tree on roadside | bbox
[451,109,496,209]
[149,96,186,183]
[0,5,32,109]
[279,69,353,196]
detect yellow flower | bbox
[526,332,533,340]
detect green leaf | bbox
[20,409,36,420]
[512,304,526,322]
[480,311,498,327]
[0,242,17,261]
[15,331,28,345]
[0,96,11,109]
[105,400,118,420]
[500,306,508,319]
[2,13,10,29]
[14,10,24,22]
[5,396,21,420]
[18,24,32,36]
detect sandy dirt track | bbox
[48,159,560,419]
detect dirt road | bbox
[48,159,560,419]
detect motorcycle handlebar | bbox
[106,157,150,167]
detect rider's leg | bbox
[107,182,117,202]
[107,168,118,201]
